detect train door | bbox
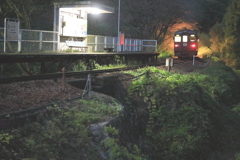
[189,34,198,54]
[182,35,188,53]
[174,34,181,56]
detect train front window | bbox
[174,35,181,42]
[190,34,196,42]
[183,35,188,42]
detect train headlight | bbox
[175,44,179,47]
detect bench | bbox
[103,47,114,52]
[66,41,88,52]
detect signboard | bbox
[6,19,19,41]
[4,18,20,52]
[60,10,87,37]
[120,33,125,45]
[62,18,87,37]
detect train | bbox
[174,29,198,59]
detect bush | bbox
[158,51,173,62]
[102,126,146,160]
[0,97,121,160]
[127,64,240,159]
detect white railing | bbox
[0,27,157,53]
[0,28,58,53]
[87,35,157,52]
[86,35,118,52]
[20,29,58,52]
[142,40,158,52]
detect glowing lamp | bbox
[191,44,196,48]
[91,8,101,14]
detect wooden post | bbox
[166,58,173,72]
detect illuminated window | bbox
[190,35,196,41]
[183,35,188,42]
[174,35,181,42]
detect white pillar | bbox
[53,5,60,51]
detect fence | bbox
[20,29,58,52]
[0,28,59,53]
[87,35,157,52]
[0,27,157,53]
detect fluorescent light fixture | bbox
[90,8,101,14]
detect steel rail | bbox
[0,58,203,84]
[0,66,140,84]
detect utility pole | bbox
[117,0,121,52]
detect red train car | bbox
[174,29,198,59]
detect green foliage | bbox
[146,104,210,160]
[145,74,211,159]
[102,127,146,160]
[211,56,220,62]
[72,61,87,71]
[198,0,229,32]
[72,56,127,71]
[104,126,119,135]
[208,0,240,68]
[0,133,14,144]
[127,64,240,159]
[114,55,123,65]
[232,104,240,115]
[78,98,121,118]
[209,22,225,57]
[0,98,121,159]
[64,48,79,52]
[158,51,173,62]
[94,63,126,70]
[198,32,212,49]
[215,0,240,69]
[129,60,141,66]
[197,32,212,57]
[126,66,173,95]
[198,61,239,103]
[235,153,240,160]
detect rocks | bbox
[89,121,111,160]
[89,122,109,142]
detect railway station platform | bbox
[0,51,159,63]
[0,51,160,74]
[0,1,160,75]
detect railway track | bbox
[0,66,143,84]
[0,58,202,84]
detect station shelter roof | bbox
[53,1,114,14]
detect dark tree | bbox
[197,0,230,32]
[221,0,240,68]
[119,0,200,46]
[0,0,78,30]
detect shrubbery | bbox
[126,61,240,159]
[0,98,121,160]
[1,60,240,160]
